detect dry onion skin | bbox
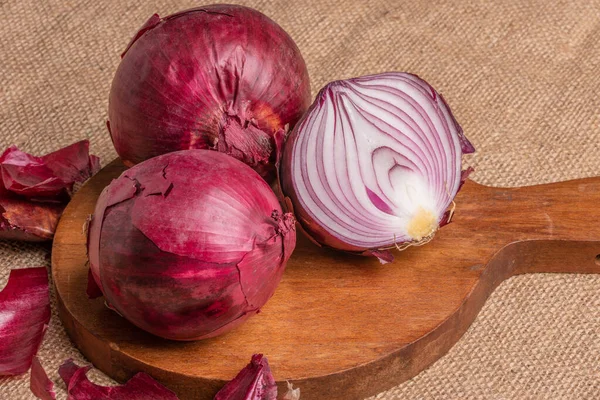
[0,267,51,376]
[0,195,63,242]
[0,140,99,201]
[57,359,178,400]
[283,382,301,400]
[214,354,277,400]
[0,140,100,241]
[29,356,56,400]
[281,72,474,263]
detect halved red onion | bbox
[214,354,277,400]
[30,356,56,400]
[108,5,311,179]
[0,267,51,375]
[0,140,100,201]
[58,359,178,399]
[281,72,474,263]
[87,150,296,340]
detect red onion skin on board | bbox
[87,150,296,341]
[108,5,311,179]
[213,354,277,400]
[57,359,178,400]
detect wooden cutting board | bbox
[52,159,600,399]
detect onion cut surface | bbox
[282,72,474,262]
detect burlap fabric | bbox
[1,0,599,398]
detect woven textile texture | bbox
[1,0,599,398]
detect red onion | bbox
[108,5,311,179]
[87,150,296,340]
[281,72,474,263]
[58,359,178,400]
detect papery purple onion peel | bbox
[281,72,474,263]
[58,359,178,400]
[0,267,51,375]
[108,5,311,179]
[30,356,56,400]
[0,195,63,241]
[0,140,100,241]
[214,354,277,400]
[87,150,296,340]
[0,140,99,201]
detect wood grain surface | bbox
[52,159,600,400]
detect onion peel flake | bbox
[0,140,100,241]
[58,359,179,400]
[0,195,63,241]
[214,354,277,400]
[0,267,51,375]
[283,381,301,400]
[0,140,100,201]
[29,356,56,400]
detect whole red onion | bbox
[87,150,296,340]
[108,5,311,179]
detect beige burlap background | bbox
[1,0,600,398]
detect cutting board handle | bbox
[460,176,600,280]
